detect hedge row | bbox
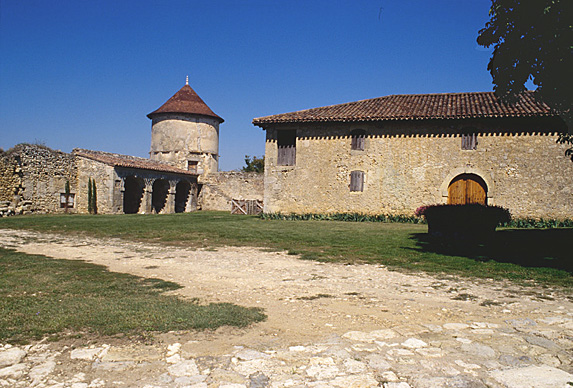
[259,212,425,223]
[501,218,573,229]
[259,211,573,229]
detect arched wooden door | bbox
[448,174,487,205]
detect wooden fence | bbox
[231,199,263,215]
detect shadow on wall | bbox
[409,228,573,274]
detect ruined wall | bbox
[2,144,79,213]
[0,150,20,203]
[263,118,573,219]
[199,171,264,211]
[149,114,220,175]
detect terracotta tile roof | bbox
[147,84,224,123]
[73,149,197,176]
[252,91,556,126]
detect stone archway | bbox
[175,180,191,213]
[123,176,145,214]
[152,179,170,214]
[448,174,488,205]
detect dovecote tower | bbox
[147,78,224,176]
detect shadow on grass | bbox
[409,228,573,274]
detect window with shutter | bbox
[277,130,296,166]
[461,133,477,150]
[351,129,366,151]
[350,170,364,192]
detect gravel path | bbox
[0,229,572,388]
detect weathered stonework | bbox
[74,150,199,215]
[263,117,573,219]
[149,114,220,175]
[0,144,78,214]
[0,83,262,216]
[0,150,19,203]
[199,171,264,211]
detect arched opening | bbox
[175,180,191,213]
[448,174,487,205]
[123,176,145,214]
[152,179,170,214]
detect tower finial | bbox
[185,75,189,85]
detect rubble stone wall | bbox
[263,117,573,219]
[0,150,20,203]
[2,144,78,214]
[199,171,264,211]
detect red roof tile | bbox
[73,149,197,176]
[147,84,224,123]
[252,91,555,126]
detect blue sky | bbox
[1,0,497,170]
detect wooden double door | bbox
[447,174,487,205]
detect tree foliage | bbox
[477,0,573,132]
[242,155,264,173]
[87,179,93,214]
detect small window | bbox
[461,133,477,150]
[351,129,366,151]
[277,130,296,166]
[60,193,75,208]
[187,160,198,172]
[350,170,364,192]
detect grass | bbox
[0,247,265,344]
[0,211,571,289]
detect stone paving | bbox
[0,229,572,387]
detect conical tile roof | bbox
[147,84,223,122]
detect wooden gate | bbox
[448,174,487,205]
[231,199,263,215]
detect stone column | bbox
[115,178,125,214]
[141,178,154,214]
[164,180,178,214]
[186,182,198,212]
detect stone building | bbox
[253,91,573,219]
[148,78,224,176]
[0,80,263,215]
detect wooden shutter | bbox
[277,130,296,166]
[351,130,366,151]
[462,133,477,150]
[350,171,364,192]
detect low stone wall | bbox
[199,171,264,211]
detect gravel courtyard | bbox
[0,229,572,388]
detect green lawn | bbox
[0,247,265,344]
[0,212,571,289]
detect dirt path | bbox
[0,229,572,388]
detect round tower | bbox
[147,79,224,175]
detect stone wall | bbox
[75,157,118,214]
[2,144,78,213]
[0,150,20,203]
[199,171,264,211]
[263,117,573,219]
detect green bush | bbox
[417,204,511,241]
[260,212,425,224]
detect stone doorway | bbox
[123,176,145,214]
